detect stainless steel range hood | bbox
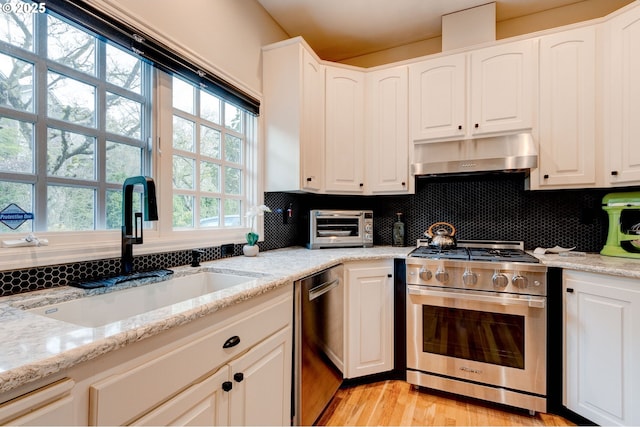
[411,133,538,176]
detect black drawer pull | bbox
[223,335,241,348]
[611,171,619,176]
[222,381,233,392]
[234,372,244,383]
[566,288,574,293]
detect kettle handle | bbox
[427,222,456,237]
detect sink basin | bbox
[27,272,256,328]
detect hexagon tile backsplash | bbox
[1,173,635,297]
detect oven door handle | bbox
[408,286,546,308]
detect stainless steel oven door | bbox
[407,285,546,396]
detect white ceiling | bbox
[256,0,584,61]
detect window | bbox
[0,6,151,232]
[0,1,261,269]
[170,76,252,230]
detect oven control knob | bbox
[462,270,478,286]
[492,272,509,289]
[419,268,432,281]
[435,268,449,284]
[512,274,529,289]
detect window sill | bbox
[0,228,255,272]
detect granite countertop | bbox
[0,245,639,396]
[0,246,410,395]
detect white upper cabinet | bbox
[409,54,466,141]
[535,26,599,189]
[606,3,640,186]
[263,39,325,192]
[409,39,534,143]
[366,66,412,194]
[470,40,535,136]
[325,66,366,193]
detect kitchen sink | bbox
[27,271,257,328]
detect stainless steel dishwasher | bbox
[293,264,344,426]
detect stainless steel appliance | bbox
[308,210,373,249]
[293,264,344,426]
[406,240,548,413]
[411,133,538,177]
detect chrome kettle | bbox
[425,222,457,250]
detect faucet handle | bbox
[191,249,205,267]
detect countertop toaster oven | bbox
[307,210,373,249]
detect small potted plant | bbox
[244,204,271,256]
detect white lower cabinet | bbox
[344,260,394,378]
[133,366,230,426]
[0,286,292,426]
[0,379,75,426]
[227,327,291,426]
[87,288,292,426]
[134,327,291,426]
[563,270,640,426]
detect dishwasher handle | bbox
[308,278,340,301]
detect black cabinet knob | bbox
[474,123,479,128]
[566,288,574,293]
[306,177,312,182]
[233,372,244,383]
[359,183,364,187]
[543,174,549,179]
[401,182,406,186]
[223,335,241,349]
[458,125,462,130]
[611,171,619,176]
[222,381,233,392]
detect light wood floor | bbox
[316,380,575,426]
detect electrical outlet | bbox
[220,243,234,257]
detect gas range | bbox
[405,240,549,413]
[406,240,547,296]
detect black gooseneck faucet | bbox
[121,176,158,275]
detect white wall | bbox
[99,0,288,98]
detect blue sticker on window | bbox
[0,203,34,230]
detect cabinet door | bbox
[564,271,640,426]
[470,40,534,135]
[409,54,466,141]
[132,367,230,426]
[538,26,597,188]
[263,41,325,193]
[325,67,365,193]
[301,48,325,192]
[228,327,292,426]
[345,261,394,378]
[607,4,640,185]
[366,66,410,194]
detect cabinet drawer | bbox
[89,294,291,426]
[0,378,74,426]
